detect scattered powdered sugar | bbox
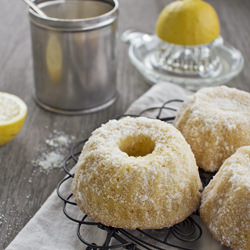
[0,201,7,228]
[32,130,76,172]
[0,214,4,226]
[35,151,65,171]
[45,134,72,147]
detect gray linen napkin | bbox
[6,82,228,250]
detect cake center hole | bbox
[119,135,155,157]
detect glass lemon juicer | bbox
[122,0,244,91]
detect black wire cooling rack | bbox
[57,99,214,250]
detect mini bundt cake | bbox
[73,116,202,229]
[200,146,250,250]
[174,86,250,172]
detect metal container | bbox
[29,0,119,114]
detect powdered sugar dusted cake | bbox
[174,86,250,172]
[73,117,202,229]
[200,146,250,250]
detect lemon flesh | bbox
[0,92,27,146]
[156,0,220,46]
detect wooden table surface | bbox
[0,0,249,249]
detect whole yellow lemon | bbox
[156,0,220,46]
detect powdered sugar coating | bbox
[174,86,250,172]
[73,117,202,229]
[200,146,250,250]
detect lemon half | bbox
[156,0,220,46]
[0,92,27,146]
